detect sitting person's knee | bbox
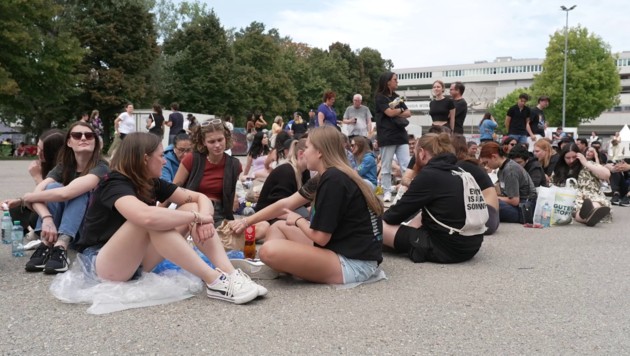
[258,240,281,265]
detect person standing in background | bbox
[342,94,373,137]
[504,93,533,145]
[449,82,467,134]
[166,102,184,145]
[146,103,165,138]
[114,103,135,140]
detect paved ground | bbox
[1,159,629,355]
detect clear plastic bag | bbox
[50,253,202,315]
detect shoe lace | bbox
[50,247,68,264]
[33,245,49,258]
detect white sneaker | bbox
[392,187,406,205]
[206,270,259,304]
[231,268,268,297]
[383,191,392,202]
[231,259,279,280]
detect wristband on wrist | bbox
[295,217,305,226]
[41,215,53,220]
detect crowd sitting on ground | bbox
[3,72,629,307]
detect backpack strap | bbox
[424,207,460,235]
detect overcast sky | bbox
[200,0,630,69]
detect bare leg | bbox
[253,221,270,241]
[269,220,313,245]
[95,221,220,284]
[259,239,342,284]
[382,222,400,249]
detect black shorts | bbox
[394,226,476,264]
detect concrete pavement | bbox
[1,159,629,354]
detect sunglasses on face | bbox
[175,146,192,153]
[70,132,96,140]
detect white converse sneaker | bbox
[206,270,259,304]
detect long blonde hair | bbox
[534,139,553,168]
[309,126,383,215]
[286,138,307,190]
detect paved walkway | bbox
[1,159,629,354]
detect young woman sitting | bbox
[74,132,265,305]
[383,133,485,263]
[256,126,384,284]
[11,123,108,274]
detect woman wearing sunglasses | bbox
[6,122,108,274]
[172,119,241,227]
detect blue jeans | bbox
[380,144,410,193]
[35,182,89,240]
[337,255,379,284]
[509,134,528,145]
[499,200,521,223]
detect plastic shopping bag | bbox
[533,186,556,228]
[551,178,578,225]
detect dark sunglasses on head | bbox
[70,132,96,140]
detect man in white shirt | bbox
[342,94,373,137]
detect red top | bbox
[181,153,239,201]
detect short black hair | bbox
[507,143,531,161]
[538,95,550,103]
[576,138,588,146]
[518,93,530,101]
[452,81,465,95]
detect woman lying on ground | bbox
[234,126,384,284]
[74,132,265,305]
[551,143,611,226]
[382,133,485,263]
[5,122,108,274]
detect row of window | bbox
[398,72,433,80]
[617,58,630,67]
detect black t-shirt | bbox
[458,160,493,191]
[529,106,546,135]
[524,159,547,187]
[429,98,455,122]
[255,163,310,212]
[384,153,483,256]
[292,122,308,137]
[149,113,165,137]
[76,172,178,252]
[374,93,408,147]
[168,112,184,135]
[453,99,467,134]
[309,167,383,263]
[47,160,110,184]
[506,104,531,135]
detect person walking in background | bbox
[374,72,411,202]
[505,93,533,145]
[450,81,467,134]
[478,113,497,143]
[166,102,184,145]
[186,114,198,134]
[114,103,135,140]
[146,103,165,138]
[317,91,338,128]
[342,94,373,137]
[429,80,455,131]
[529,96,549,144]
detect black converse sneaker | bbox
[43,246,69,274]
[25,244,50,272]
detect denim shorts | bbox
[81,244,142,281]
[337,255,379,284]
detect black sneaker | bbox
[611,194,621,205]
[621,196,630,207]
[25,244,50,272]
[43,246,69,274]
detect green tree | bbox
[531,25,620,126]
[487,88,532,134]
[161,9,232,115]
[64,0,159,142]
[0,0,84,133]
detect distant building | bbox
[394,51,630,135]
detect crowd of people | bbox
[2,73,628,308]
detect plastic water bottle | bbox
[12,221,25,257]
[541,203,552,228]
[242,202,255,216]
[243,225,256,259]
[2,211,12,244]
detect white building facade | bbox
[394,52,630,136]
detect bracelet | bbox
[190,211,200,226]
[295,217,305,226]
[41,215,53,220]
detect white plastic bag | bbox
[551,178,578,225]
[533,186,556,227]
[50,253,202,314]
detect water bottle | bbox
[541,202,552,228]
[2,211,12,244]
[242,202,255,216]
[12,220,25,257]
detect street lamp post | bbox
[561,5,576,129]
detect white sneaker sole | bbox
[206,286,258,305]
[231,259,279,280]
